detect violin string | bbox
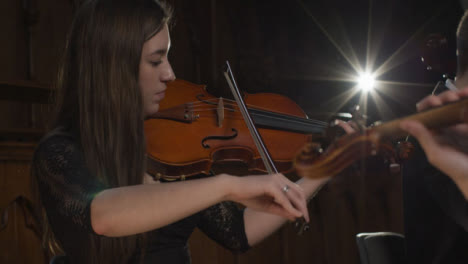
[192,108,328,127]
[187,98,328,124]
[187,98,328,125]
[184,98,297,114]
[219,97,314,117]
[192,110,328,129]
[176,98,329,126]
[192,106,328,126]
[233,112,328,128]
[186,97,288,114]
[192,108,327,125]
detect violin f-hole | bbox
[201,128,238,149]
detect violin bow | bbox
[223,61,277,174]
[223,61,310,235]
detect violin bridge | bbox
[217,97,224,127]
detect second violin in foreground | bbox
[295,97,468,179]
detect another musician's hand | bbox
[400,87,468,184]
[334,119,359,134]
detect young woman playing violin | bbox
[31,1,329,263]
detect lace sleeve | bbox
[197,201,250,253]
[33,133,107,233]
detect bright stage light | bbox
[357,72,376,92]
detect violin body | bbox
[144,79,311,179]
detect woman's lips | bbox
[154,90,166,101]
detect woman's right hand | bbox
[224,173,309,222]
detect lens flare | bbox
[357,72,376,92]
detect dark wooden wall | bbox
[0,0,430,263]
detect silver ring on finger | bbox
[282,185,290,193]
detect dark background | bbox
[0,0,465,263]
[0,0,464,128]
[169,0,463,123]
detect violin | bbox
[295,97,468,179]
[145,78,468,182]
[144,79,328,180]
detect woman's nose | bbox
[162,62,176,82]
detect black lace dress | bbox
[32,129,250,263]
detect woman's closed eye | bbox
[150,61,162,67]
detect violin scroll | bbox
[294,130,398,179]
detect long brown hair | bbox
[41,0,172,262]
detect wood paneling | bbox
[0,142,47,264]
